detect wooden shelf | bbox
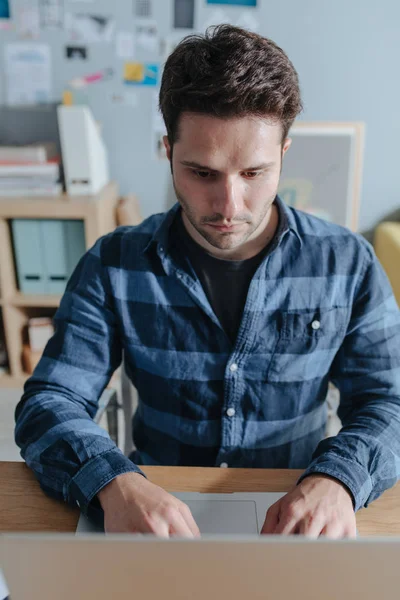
[0,182,120,388]
[0,181,118,219]
[11,293,62,308]
[0,374,27,388]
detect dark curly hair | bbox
[159,24,303,148]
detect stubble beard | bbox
[173,182,274,251]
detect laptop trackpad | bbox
[177,499,259,535]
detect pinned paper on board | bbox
[69,67,113,88]
[135,0,152,18]
[0,0,12,29]
[207,0,257,5]
[5,43,52,105]
[39,0,64,29]
[66,45,87,60]
[66,13,115,43]
[124,62,159,86]
[116,31,135,59]
[110,90,138,107]
[136,19,158,53]
[17,5,40,39]
[174,0,195,29]
[0,0,10,17]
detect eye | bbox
[243,171,260,178]
[193,170,214,179]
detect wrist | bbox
[97,471,144,510]
[302,473,355,509]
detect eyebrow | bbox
[180,160,276,172]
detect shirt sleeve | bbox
[14,234,145,521]
[297,239,400,511]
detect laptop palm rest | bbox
[76,492,286,535]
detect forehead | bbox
[175,112,282,160]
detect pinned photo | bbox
[136,19,158,53]
[135,0,152,18]
[0,0,12,29]
[66,13,115,43]
[174,0,195,29]
[124,62,159,86]
[66,45,87,60]
[207,0,257,5]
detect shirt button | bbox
[177,273,182,279]
[229,363,238,373]
[220,462,229,468]
[226,407,235,417]
[159,246,164,252]
[311,320,321,330]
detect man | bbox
[15,25,400,539]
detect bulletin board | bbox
[0,1,365,229]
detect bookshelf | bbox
[0,182,119,388]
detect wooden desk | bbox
[1,462,399,536]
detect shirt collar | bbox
[142,195,302,256]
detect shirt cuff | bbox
[68,448,146,516]
[296,454,373,512]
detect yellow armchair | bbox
[374,222,400,307]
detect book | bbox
[0,142,58,164]
[0,184,63,197]
[0,176,59,187]
[0,160,60,179]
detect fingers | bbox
[320,522,357,539]
[169,510,198,538]
[274,515,299,535]
[142,503,199,538]
[178,503,201,538]
[141,514,171,538]
[319,522,344,539]
[260,500,281,534]
[297,514,326,538]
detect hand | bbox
[260,474,357,539]
[97,472,201,537]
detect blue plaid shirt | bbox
[15,197,400,517]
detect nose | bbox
[212,177,243,222]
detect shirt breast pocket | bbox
[266,307,349,383]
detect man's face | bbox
[164,113,291,259]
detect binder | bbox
[12,219,86,295]
[64,220,86,283]
[40,220,69,295]
[11,220,46,294]
[41,220,86,294]
[57,105,110,195]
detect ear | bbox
[282,137,292,158]
[163,136,172,161]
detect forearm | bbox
[15,384,143,514]
[298,396,400,511]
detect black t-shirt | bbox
[170,207,281,344]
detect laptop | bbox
[1,533,400,599]
[76,491,287,534]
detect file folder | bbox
[12,219,46,294]
[12,219,86,295]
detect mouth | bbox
[206,223,242,232]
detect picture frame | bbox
[278,122,365,231]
